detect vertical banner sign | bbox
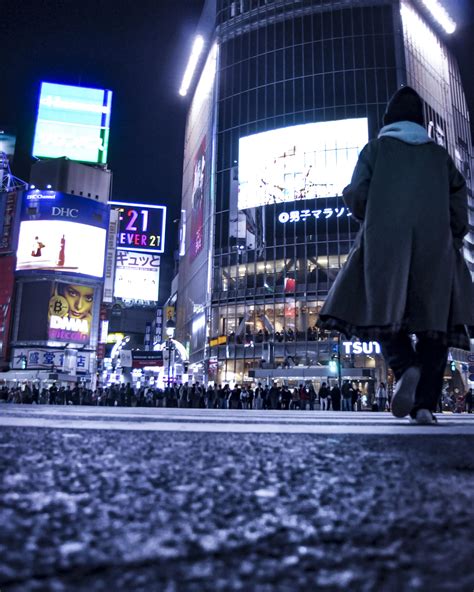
[190,138,206,261]
[0,191,19,254]
[103,209,119,303]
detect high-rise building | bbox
[177,0,473,386]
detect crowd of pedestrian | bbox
[1,382,472,412]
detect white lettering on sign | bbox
[50,315,89,334]
[278,207,352,223]
[342,341,381,355]
[40,95,111,115]
[51,207,79,218]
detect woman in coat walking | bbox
[317,86,473,425]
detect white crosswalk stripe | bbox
[1,405,473,435]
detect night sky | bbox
[1,0,473,302]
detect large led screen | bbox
[109,201,166,254]
[238,118,368,209]
[114,250,160,302]
[16,190,108,278]
[32,82,113,164]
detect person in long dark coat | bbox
[317,86,474,425]
[330,383,341,411]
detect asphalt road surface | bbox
[1,406,473,591]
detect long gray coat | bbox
[318,130,474,343]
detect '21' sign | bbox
[109,201,167,254]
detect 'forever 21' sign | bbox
[109,201,167,254]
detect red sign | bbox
[0,256,16,362]
[131,351,163,369]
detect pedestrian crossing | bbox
[1,405,473,435]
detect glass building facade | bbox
[177,0,473,386]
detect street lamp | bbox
[165,319,176,387]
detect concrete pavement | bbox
[1,406,473,591]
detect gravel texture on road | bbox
[1,426,473,591]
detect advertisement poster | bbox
[16,190,108,278]
[103,209,119,303]
[32,82,113,164]
[113,250,160,302]
[190,138,206,261]
[48,282,96,344]
[238,118,368,209]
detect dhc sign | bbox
[342,341,381,355]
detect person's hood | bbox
[378,121,433,145]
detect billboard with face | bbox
[16,190,109,278]
[32,82,113,164]
[47,282,95,344]
[238,118,368,209]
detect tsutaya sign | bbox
[342,341,381,355]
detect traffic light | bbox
[20,354,27,370]
[450,361,456,372]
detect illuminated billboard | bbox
[113,250,160,302]
[238,118,368,209]
[15,279,95,345]
[48,282,95,344]
[16,190,108,278]
[32,82,113,164]
[190,138,206,261]
[109,201,166,254]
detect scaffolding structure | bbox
[0,151,28,193]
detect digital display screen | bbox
[238,118,368,209]
[109,201,166,254]
[48,282,96,344]
[32,82,113,164]
[16,191,109,278]
[113,250,160,302]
